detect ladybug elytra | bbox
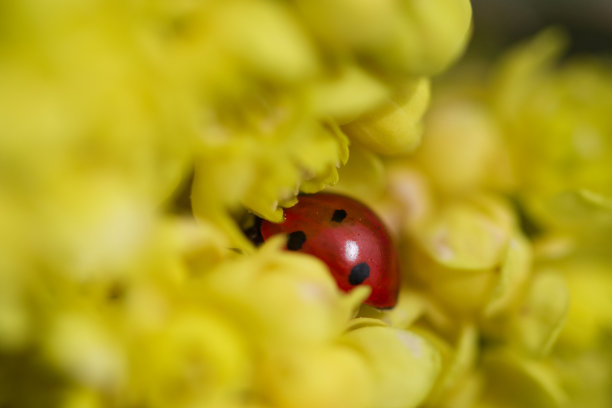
[256,193,399,309]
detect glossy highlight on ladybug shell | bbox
[258,193,400,309]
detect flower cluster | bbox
[2,1,610,407]
[0,1,473,408]
[330,29,612,408]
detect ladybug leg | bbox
[242,215,264,246]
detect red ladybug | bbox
[257,193,399,309]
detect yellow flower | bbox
[491,29,612,233]
[342,78,431,156]
[377,28,612,408]
[404,195,531,318]
[293,0,472,76]
[14,1,606,408]
[185,0,473,246]
[551,260,612,408]
[413,98,515,196]
[342,318,441,408]
[260,344,373,408]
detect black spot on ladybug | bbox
[287,231,306,250]
[348,262,370,285]
[331,209,347,223]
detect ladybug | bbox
[252,193,399,309]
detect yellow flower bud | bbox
[342,324,441,408]
[405,196,530,317]
[491,29,612,233]
[309,65,391,124]
[481,350,567,408]
[46,313,126,390]
[416,98,515,195]
[199,238,361,347]
[425,325,479,406]
[358,289,427,329]
[132,309,251,407]
[294,0,472,76]
[212,1,319,84]
[508,271,569,357]
[261,345,373,408]
[558,261,612,349]
[333,144,387,201]
[343,78,430,156]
